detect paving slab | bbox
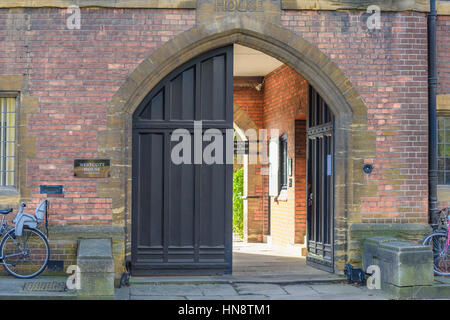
[115,286,130,300]
[309,284,368,295]
[199,284,238,296]
[234,283,287,296]
[187,295,269,300]
[309,284,389,300]
[282,284,321,297]
[0,276,76,300]
[131,295,187,300]
[267,295,318,300]
[317,293,387,300]
[131,284,203,296]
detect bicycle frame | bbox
[0,203,34,262]
[0,215,6,237]
[0,201,51,278]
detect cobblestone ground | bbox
[116,282,390,300]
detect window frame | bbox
[0,92,19,192]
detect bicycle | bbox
[0,200,50,279]
[422,207,450,276]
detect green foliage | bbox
[233,167,244,239]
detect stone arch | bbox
[234,103,259,133]
[98,14,374,273]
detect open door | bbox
[306,85,335,272]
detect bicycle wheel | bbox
[0,227,50,279]
[422,231,450,276]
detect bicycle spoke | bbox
[436,249,450,274]
[1,228,49,278]
[423,231,450,276]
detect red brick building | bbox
[0,0,449,276]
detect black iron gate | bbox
[306,85,335,272]
[131,46,234,275]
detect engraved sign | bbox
[197,0,281,26]
[215,0,264,12]
[74,159,110,178]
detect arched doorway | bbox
[101,15,371,274]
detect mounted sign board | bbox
[327,154,332,176]
[234,141,249,154]
[74,159,110,178]
[40,185,63,194]
[268,137,279,196]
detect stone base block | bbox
[350,223,432,267]
[77,238,115,297]
[363,237,433,288]
[77,272,115,298]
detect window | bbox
[0,97,16,187]
[279,134,288,191]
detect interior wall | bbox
[263,65,308,246]
[233,65,309,246]
[295,120,307,244]
[233,80,268,241]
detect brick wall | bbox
[0,6,447,265]
[282,11,429,223]
[295,120,307,244]
[0,8,195,227]
[233,82,268,240]
[233,82,264,129]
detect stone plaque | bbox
[74,159,110,178]
[197,0,281,24]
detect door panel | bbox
[168,137,195,248]
[170,67,195,120]
[201,55,227,121]
[306,85,334,272]
[137,133,164,250]
[138,89,165,120]
[132,46,233,275]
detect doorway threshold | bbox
[129,273,345,286]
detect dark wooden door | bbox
[132,46,234,275]
[306,85,334,272]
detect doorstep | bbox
[129,273,346,286]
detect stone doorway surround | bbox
[100,14,374,274]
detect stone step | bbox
[130,274,346,286]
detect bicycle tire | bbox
[422,231,450,276]
[0,227,50,279]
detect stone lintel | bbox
[1,0,449,15]
[282,0,448,14]
[0,0,196,9]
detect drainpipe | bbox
[428,0,438,229]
